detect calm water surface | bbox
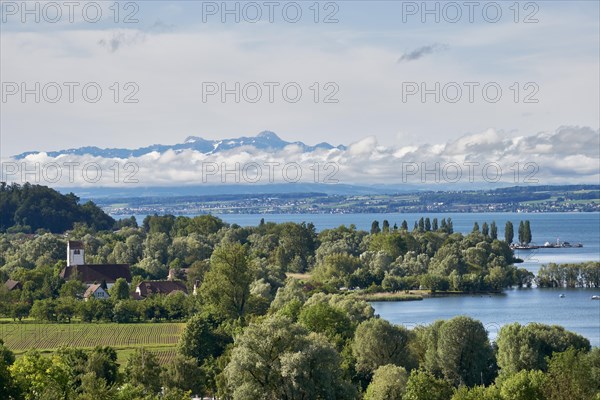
[221,212,600,345]
[129,212,600,345]
[371,288,600,346]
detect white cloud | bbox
[2,126,597,187]
[2,2,598,157]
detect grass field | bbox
[358,292,424,302]
[0,322,185,365]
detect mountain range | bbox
[14,131,346,159]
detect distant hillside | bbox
[0,182,115,233]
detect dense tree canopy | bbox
[364,364,408,400]
[352,318,417,375]
[0,200,597,400]
[0,183,114,233]
[200,242,253,320]
[224,316,356,400]
[496,322,591,374]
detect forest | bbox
[1,275,599,399]
[0,183,114,233]
[1,184,599,399]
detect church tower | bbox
[67,240,85,266]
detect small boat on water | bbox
[559,294,565,298]
[592,296,600,300]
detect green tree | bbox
[436,316,496,386]
[447,218,454,234]
[298,302,354,349]
[9,350,71,399]
[313,253,362,288]
[113,299,140,323]
[0,183,114,233]
[10,302,31,322]
[177,313,229,365]
[30,299,56,322]
[78,372,116,400]
[524,220,532,245]
[55,297,77,323]
[109,278,130,300]
[123,347,163,394]
[59,279,86,298]
[0,340,19,400]
[518,221,525,244]
[505,221,514,244]
[496,322,590,374]
[200,242,253,320]
[186,214,225,236]
[382,220,390,233]
[451,384,501,400]
[419,274,449,293]
[371,221,381,234]
[543,347,598,400]
[424,218,431,232]
[485,266,507,292]
[163,291,187,320]
[224,316,355,400]
[364,364,408,400]
[499,369,546,400]
[86,346,119,386]
[274,222,317,272]
[368,232,407,259]
[352,318,417,375]
[481,222,489,237]
[490,221,498,240]
[403,369,453,400]
[162,355,205,396]
[136,257,168,280]
[55,346,88,394]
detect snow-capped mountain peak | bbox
[13,131,346,159]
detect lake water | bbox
[220,212,600,346]
[130,212,600,345]
[371,288,600,346]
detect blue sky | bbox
[1,1,599,164]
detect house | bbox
[83,284,110,300]
[60,264,131,288]
[135,281,188,298]
[60,240,131,288]
[4,279,22,291]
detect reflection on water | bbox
[373,288,600,346]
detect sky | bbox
[1,1,599,186]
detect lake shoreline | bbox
[363,287,600,301]
[359,290,504,302]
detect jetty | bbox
[510,238,583,250]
